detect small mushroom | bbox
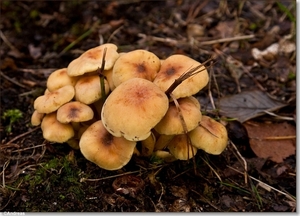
[101,78,169,141]
[56,101,94,124]
[188,115,228,155]
[102,68,116,91]
[74,75,110,104]
[79,120,136,171]
[46,68,78,92]
[152,150,177,163]
[34,85,75,114]
[41,112,74,143]
[31,110,45,126]
[167,134,198,160]
[67,43,119,77]
[153,54,209,99]
[141,132,156,157]
[154,96,202,135]
[112,49,161,87]
[154,134,174,151]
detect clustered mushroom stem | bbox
[98,47,108,100]
[170,93,197,174]
[164,57,214,97]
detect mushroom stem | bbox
[164,57,213,97]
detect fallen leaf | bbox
[218,90,287,123]
[244,121,296,163]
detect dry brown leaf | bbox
[244,121,296,163]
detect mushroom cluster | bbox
[31,43,228,170]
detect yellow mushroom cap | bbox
[101,78,169,141]
[154,96,202,135]
[188,115,228,155]
[67,43,119,77]
[41,112,75,143]
[167,134,198,160]
[79,120,136,171]
[34,85,75,114]
[153,54,209,99]
[112,49,161,87]
[74,75,110,104]
[47,68,78,92]
[56,101,94,124]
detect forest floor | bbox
[0,0,297,212]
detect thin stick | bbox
[230,141,248,185]
[80,165,164,183]
[98,47,107,100]
[170,93,197,173]
[165,58,213,96]
[200,156,222,182]
[198,35,255,46]
[226,165,296,202]
[11,143,46,153]
[4,127,40,146]
[0,71,28,89]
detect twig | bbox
[4,127,40,146]
[200,156,222,182]
[263,110,294,121]
[11,143,46,153]
[80,165,164,183]
[198,35,255,46]
[0,70,28,89]
[0,30,23,57]
[230,141,248,184]
[191,189,223,211]
[226,165,296,202]
[164,57,213,96]
[107,25,124,43]
[58,21,99,57]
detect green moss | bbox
[16,155,86,211]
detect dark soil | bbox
[0,0,296,212]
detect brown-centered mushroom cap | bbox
[101,78,169,141]
[188,115,228,155]
[34,85,75,114]
[41,112,74,143]
[56,101,94,124]
[79,120,136,171]
[47,68,78,92]
[153,54,209,99]
[67,43,119,77]
[112,49,161,87]
[154,96,202,135]
[74,75,110,105]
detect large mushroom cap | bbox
[188,115,228,155]
[153,54,209,99]
[79,120,136,171]
[34,85,75,114]
[41,112,74,143]
[154,96,202,135]
[67,43,119,77]
[56,101,94,124]
[112,49,161,87]
[101,78,169,141]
